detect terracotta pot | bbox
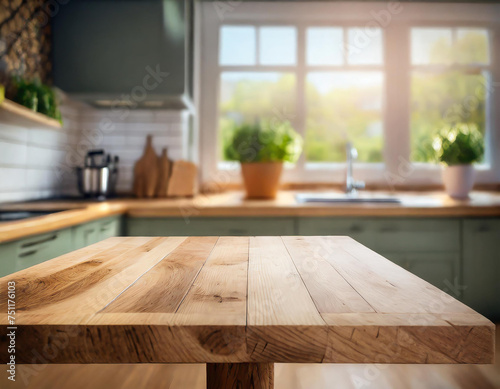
[442,164,475,199]
[241,162,283,199]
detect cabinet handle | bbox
[228,229,247,235]
[476,225,491,233]
[19,249,39,258]
[349,225,364,233]
[21,234,57,249]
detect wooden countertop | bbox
[0,236,493,368]
[0,190,500,243]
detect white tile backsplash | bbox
[72,105,187,195]
[0,99,188,203]
[0,141,28,166]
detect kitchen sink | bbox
[0,210,68,222]
[295,192,402,204]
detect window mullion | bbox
[384,24,411,181]
[293,23,307,178]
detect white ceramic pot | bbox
[442,164,475,199]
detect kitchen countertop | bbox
[0,190,500,243]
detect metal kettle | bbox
[76,150,119,199]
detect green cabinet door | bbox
[72,220,100,250]
[462,218,500,321]
[297,217,460,253]
[297,217,375,248]
[0,229,73,277]
[73,216,122,250]
[0,241,17,276]
[126,217,296,236]
[98,216,123,241]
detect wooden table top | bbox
[0,236,494,365]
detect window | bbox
[305,27,384,164]
[200,3,499,184]
[217,25,384,167]
[410,28,491,163]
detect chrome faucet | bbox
[345,142,365,195]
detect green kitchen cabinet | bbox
[462,218,500,320]
[297,217,460,253]
[0,216,122,277]
[72,220,100,250]
[126,217,296,237]
[0,229,73,277]
[72,216,123,250]
[297,217,375,248]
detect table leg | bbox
[206,363,274,389]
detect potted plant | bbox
[434,123,484,199]
[224,121,302,199]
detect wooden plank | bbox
[0,237,152,316]
[175,236,249,325]
[321,313,494,364]
[103,237,218,313]
[0,98,62,130]
[1,237,124,280]
[4,237,186,316]
[282,236,374,314]
[247,236,327,363]
[312,236,475,314]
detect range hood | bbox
[52,0,194,110]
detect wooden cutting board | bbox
[133,135,159,198]
[155,148,172,198]
[167,160,198,197]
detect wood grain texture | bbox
[167,160,198,197]
[0,99,62,130]
[155,148,172,198]
[311,236,475,314]
[133,135,159,199]
[103,237,218,313]
[207,363,274,389]
[282,236,374,314]
[0,236,494,365]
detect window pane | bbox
[305,72,384,163]
[348,27,383,65]
[306,27,343,66]
[259,27,297,65]
[219,26,256,65]
[456,29,490,64]
[219,72,296,161]
[410,72,486,162]
[411,28,453,65]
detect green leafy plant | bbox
[13,77,62,123]
[433,123,484,166]
[224,121,303,163]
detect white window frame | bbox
[198,2,500,186]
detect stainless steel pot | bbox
[76,166,117,198]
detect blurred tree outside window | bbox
[217,25,491,166]
[410,28,490,163]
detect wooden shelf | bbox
[0,98,62,130]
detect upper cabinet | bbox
[52,0,193,110]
